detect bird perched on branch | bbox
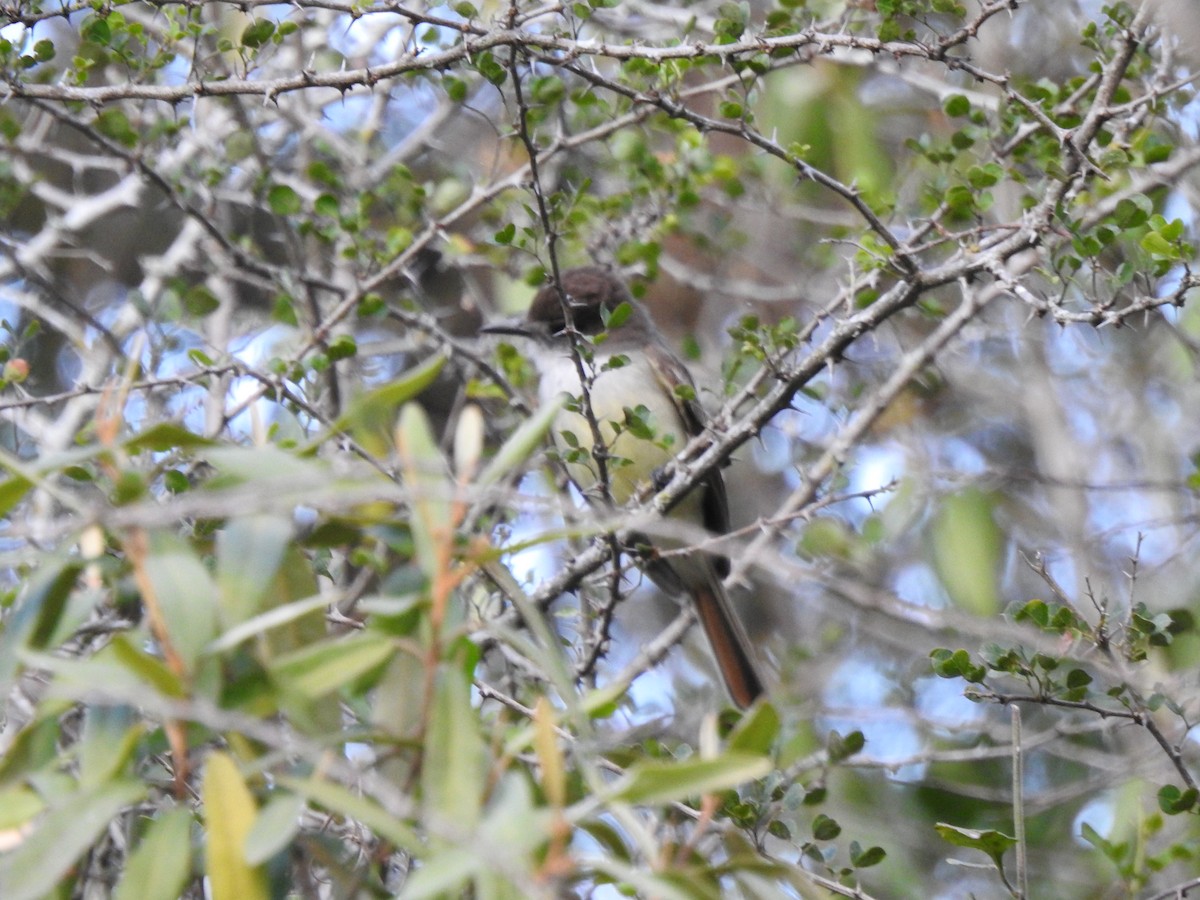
[482,266,764,708]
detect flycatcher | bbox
[482,266,764,708]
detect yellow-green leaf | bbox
[203,752,269,900]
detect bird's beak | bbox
[479,317,535,339]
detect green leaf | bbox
[401,846,481,898]
[203,753,269,900]
[943,94,971,117]
[183,284,220,317]
[216,515,293,627]
[934,822,1017,868]
[444,75,468,102]
[96,108,138,147]
[77,705,142,788]
[314,193,339,218]
[241,19,275,47]
[604,300,633,329]
[531,74,565,104]
[1114,193,1153,228]
[327,334,357,361]
[140,531,219,672]
[1157,784,1198,815]
[18,558,82,651]
[322,352,447,455]
[204,445,325,489]
[269,633,394,698]
[108,634,186,697]
[1140,231,1176,257]
[931,488,1002,616]
[243,793,304,864]
[0,780,145,900]
[476,393,564,489]
[0,559,82,703]
[114,807,193,900]
[494,222,516,244]
[397,402,452,583]
[124,421,214,453]
[267,184,302,215]
[0,474,33,517]
[1080,821,1127,864]
[0,786,43,832]
[929,647,987,683]
[613,752,771,804]
[205,590,329,655]
[422,666,486,829]
[726,701,780,755]
[812,813,841,841]
[850,841,887,867]
[278,775,422,852]
[407,779,547,898]
[827,729,865,762]
[1160,217,1185,241]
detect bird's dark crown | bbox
[526,267,635,336]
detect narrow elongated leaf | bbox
[124,421,214,453]
[613,753,771,805]
[206,592,329,654]
[0,780,145,900]
[269,633,393,698]
[243,793,304,864]
[0,786,43,831]
[216,515,293,626]
[114,807,193,900]
[422,666,486,830]
[203,752,269,900]
[322,352,448,455]
[0,560,81,702]
[277,775,422,852]
[476,394,565,489]
[583,856,716,900]
[258,545,327,662]
[931,489,1001,616]
[399,846,480,899]
[140,531,219,671]
[108,635,186,697]
[396,402,451,583]
[726,702,780,755]
[203,446,327,491]
[77,705,142,788]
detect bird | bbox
[481,266,764,708]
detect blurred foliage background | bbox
[3,0,1200,897]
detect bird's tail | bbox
[691,578,765,709]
